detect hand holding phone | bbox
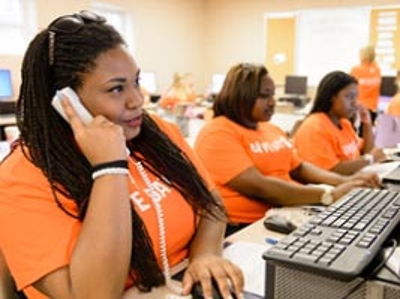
[52,86,130,160]
[52,87,93,124]
[356,104,371,124]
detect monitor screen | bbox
[284,75,307,95]
[210,73,226,94]
[380,76,397,97]
[0,69,13,99]
[140,72,157,94]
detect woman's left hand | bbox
[349,171,381,188]
[181,254,244,299]
[369,148,387,164]
[357,104,371,124]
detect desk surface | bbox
[362,159,400,182]
[0,115,16,126]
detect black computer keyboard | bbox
[263,188,400,280]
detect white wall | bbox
[203,0,400,90]
[1,0,206,97]
[2,0,399,96]
[128,0,206,94]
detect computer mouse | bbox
[191,279,237,299]
[263,215,297,234]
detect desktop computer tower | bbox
[265,260,400,299]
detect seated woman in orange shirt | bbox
[194,63,380,235]
[386,70,400,117]
[293,71,386,175]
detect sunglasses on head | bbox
[48,10,106,34]
[48,10,106,65]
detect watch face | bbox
[363,154,374,165]
[321,191,333,205]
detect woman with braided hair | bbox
[0,11,243,299]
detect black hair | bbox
[213,63,268,129]
[310,70,358,114]
[15,13,224,292]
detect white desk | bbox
[0,115,16,127]
[362,160,400,187]
[269,112,305,136]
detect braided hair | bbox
[16,13,225,291]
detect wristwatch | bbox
[321,190,334,206]
[362,154,374,165]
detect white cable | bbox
[134,160,187,297]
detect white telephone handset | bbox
[52,87,93,124]
[53,87,131,156]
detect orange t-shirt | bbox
[386,93,400,117]
[293,113,362,170]
[194,116,302,224]
[350,62,381,111]
[0,115,214,298]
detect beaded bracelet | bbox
[92,167,130,180]
[92,159,128,173]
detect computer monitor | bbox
[380,76,397,97]
[140,71,157,94]
[284,75,307,95]
[0,69,13,100]
[210,73,226,94]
